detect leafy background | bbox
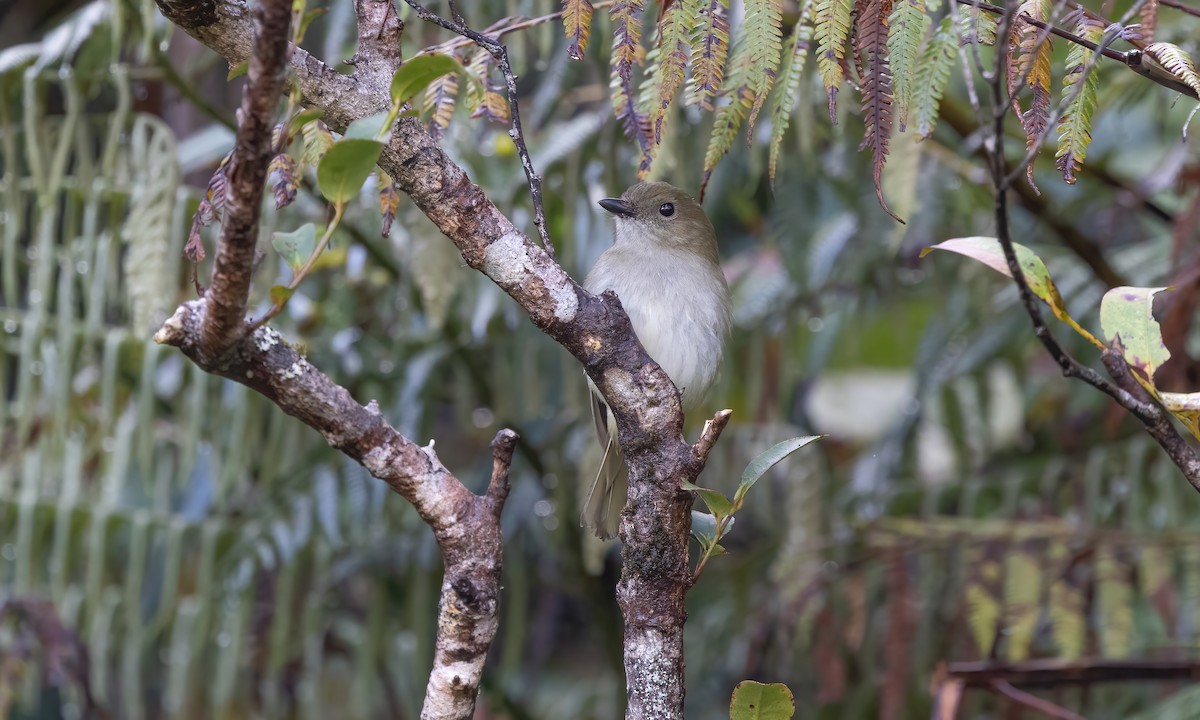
[1,0,1199,718]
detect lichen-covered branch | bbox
[153,0,730,717]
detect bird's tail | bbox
[582,435,628,540]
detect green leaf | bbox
[286,108,324,138]
[730,680,795,720]
[344,111,392,141]
[683,481,734,518]
[269,285,296,306]
[390,53,468,106]
[227,62,248,81]
[1099,286,1171,378]
[691,510,720,543]
[272,224,317,271]
[735,436,822,504]
[316,139,384,204]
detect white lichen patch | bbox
[482,232,578,322]
[255,326,283,352]
[278,358,310,380]
[152,306,188,345]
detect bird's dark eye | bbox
[659,203,675,217]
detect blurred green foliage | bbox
[1,0,1199,718]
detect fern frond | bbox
[1137,0,1158,42]
[563,0,595,60]
[378,170,400,238]
[911,14,956,139]
[1047,540,1086,660]
[610,0,654,173]
[963,543,1002,656]
[687,0,731,110]
[301,120,334,170]
[1008,0,1053,192]
[856,0,899,220]
[268,153,299,209]
[471,85,510,124]
[1055,13,1103,184]
[958,5,997,45]
[700,0,780,193]
[887,0,929,131]
[651,0,697,143]
[464,49,491,112]
[1096,545,1134,658]
[814,0,853,121]
[744,0,786,135]
[1146,42,1200,97]
[1003,546,1042,661]
[769,0,815,183]
[423,59,460,140]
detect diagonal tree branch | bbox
[154,0,733,717]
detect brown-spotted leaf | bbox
[1100,286,1171,379]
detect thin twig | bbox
[1161,0,1200,18]
[430,0,616,54]
[990,681,1087,720]
[403,0,556,258]
[487,428,519,511]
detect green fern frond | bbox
[887,0,929,131]
[768,0,815,183]
[743,0,785,135]
[958,5,997,45]
[911,14,955,139]
[701,86,753,196]
[1003,547,1041,661]
[1054,13,1103,184]
[687,0,731,111]
[562,0,595,60]
[423,60,460,140]
[464,48,491,112]
[963,544,1002,656]
[301,119,333,170]
[814,0,853,121]
[1047,540,1086,661]
[650,0,697,143]
[1146,42,1200,97]
[1096,545,1134,658]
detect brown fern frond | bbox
[856,0,901,221]
[610,0,654,172]
[471,85,511,124]
[1008,0,1053,193]
[268,153,299,210]
[464,49,492,112]
[687,0,731,110]
[379,170,400,238]
[563,0,595,60]
[423,60,461,140]
[1137,0,1158,42]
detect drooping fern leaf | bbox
[301,119,334,170]
[562,0,595,60]
[1055,13,1103,184]
[958,4,997,45]
[379,170,400,238]
[268,153,299,209]
[1002,545,1042,661]
[856,0,900,221]
[1095,544,1134,658]
[650,0,697,143]
[1145,42,1200,98]
[911,14,956,139]
[700,0,782,194]
[886,0,929,131]
[1008,0,1053,192]
[1137,0,1158,42]
[610,0,654,174]
[471,84,510,124]
[687,0,731,111]
[423,59,460,140]
[814,0,853,121]
[1047,540,1086,660]
[463,48,491,112]
[768,0,815,184]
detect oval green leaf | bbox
[921,237,1069,322]
[344,111,392,141]
[736,436,822,504]
[271,223,317,271]
[390,53,468,105]
[731,680,795,720]
[1100,286,1171,379]
[316,139,383,204]
[269,285,296,305]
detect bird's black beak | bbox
[599,197,636,217]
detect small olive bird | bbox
[582,182,732,540]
